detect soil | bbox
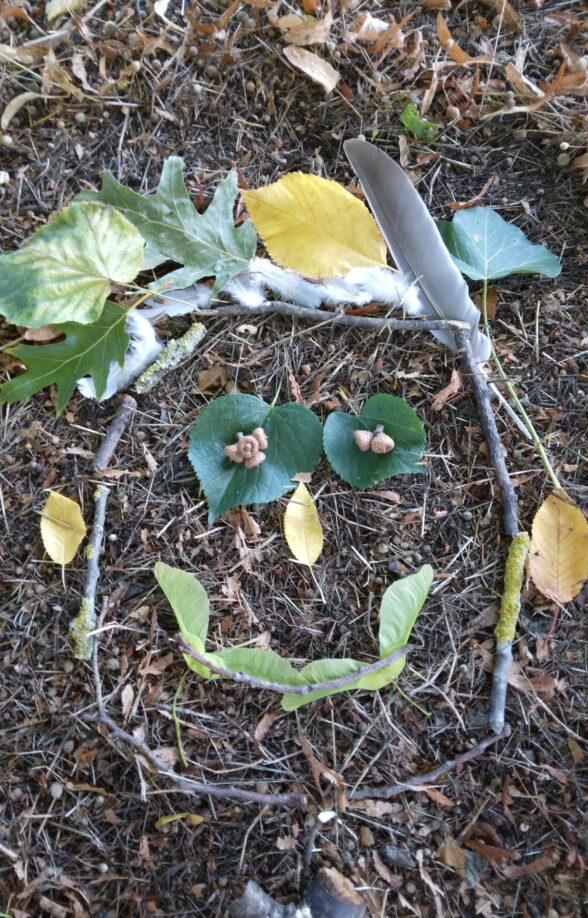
[1,2,587,916]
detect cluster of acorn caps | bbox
[223,423,395,468]
[353,425,395,454]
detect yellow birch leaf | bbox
[284,482,324,566]
[528,490,588,603]
[40,491,86,566]
[243,173,387,278]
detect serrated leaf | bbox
[283,482,323,566]
[243,173,387,278]
[79,159,256,294]
[323,394,425,488]
[0,301,129,415]
[0,203,143,328]
[438,207,561,281]
[188,394,323,522]
[528,490,588,603]
[40,492,86,566]
[399,102,438,141]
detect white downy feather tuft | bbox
[141,283,212,319]
[77,311,164,401]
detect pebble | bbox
[63,740,75,753]
[74,112,87,124]
[49,781,64,800]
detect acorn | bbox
[353,429,373,452]
[370,431,395,454]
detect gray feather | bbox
[344,139,491,363]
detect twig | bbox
[350,727,510,801]
[177,638,410,696]
[69,485,109,660]
[84,711,307,808]
[134,322,206,393]
[454,330,519,537]
[489,533,531,734]
[91,395,137,472]
[200,300,471,333]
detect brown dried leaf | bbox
[431,369,463,411]
[503,847,558,878]
[436,13,474,64]
[480,0,521,31]
[504,62,544,99]
[283,13,332,46]
[121,684,134,718]
[254,712,278,743]
[436,836,467,876]
[282,46,340,93]
[347,12,390,43]
[23,324,63,344]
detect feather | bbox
[77,311,163,401]
[344,139,491,363]
[142,283,212,320]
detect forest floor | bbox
[0,2,587,916]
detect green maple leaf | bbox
[0,301,129,415]
[79,158,257,293]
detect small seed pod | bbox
[370,431,395,454]
[224,428,268,469]
[353,429,373,452]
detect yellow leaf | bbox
[528,490,588,603]
[46,0,87,23]
[282,46,340,94]
[243,173,387,278]
[40,491,86,566]
[154,812,205,830]
[284,482,324,566]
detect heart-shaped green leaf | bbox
[188,394,323,522]
[438,206,561,282]
[323,394,425,488]
[0,203,144,328]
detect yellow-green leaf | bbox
[283,482,323,566]
[40,491,86,565]
[154,812,204,830]
[528,490,588,603]
[243,173,387,278]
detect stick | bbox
[454,330,519,537]
[134,322,206,393]
[91,395,137,471]
[200,301,471,333]
[69,484,109,660]
[489,533,531,734]
[350,726,510,801]
[85,711,306,808]
[177,638,410,696]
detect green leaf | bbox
[154,562,209,645]
[378,564,433,676]
[0,301,129,415]
[438,207,562,281]
[399,102,438,142]
[188,394,323,522]
[282,658,363,711]
[213,647,306,686]
[323,394,425,488]
[79,158,257,294]
[0,203,143,328]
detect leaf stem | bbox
[481,280,560,489]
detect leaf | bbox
[46,0,87,22]
[323,394,425,488]
[79,159,256,294]
[40,491,86,566]
[438,207,561,282]
[399,102,438,141]
[282,13,333,46]
[1,91,43,130]
[431,369,463,410]
[282,658,364,711]
[188,394,323,522]
[0,301,129,415]
[213,647,306,686]
[154,562,210,645]
[154,812,204,830]
[528,490,588,603]
[379,565,434,658]
[283,482,324,566]
[0,203,143,328]
[282,46,340,93]
[243,173,387,279]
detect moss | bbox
[69,598,95,660]
[495,532,531,643]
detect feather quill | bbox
[344,139,491,363]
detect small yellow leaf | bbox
[40,491,86,566]
[154,812,205,830]
[282,46,340,94]
[284,482,323,566]
[243,173,387,278]
[528,490,588,603]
